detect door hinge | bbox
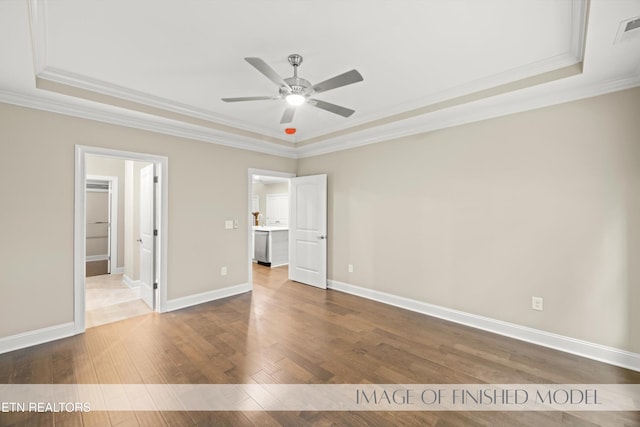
[154,176,158,183]
[154,229,158,236]
[153,282,158,290]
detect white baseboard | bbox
[122,274,140,289]
[0,322,76,355]
[327,279,640,372]
[166,283,251,312]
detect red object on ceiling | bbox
[285,128,296,135]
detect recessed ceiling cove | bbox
[1,0,639,158]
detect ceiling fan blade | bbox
[310,69,363,94]
[245,57,291,90]
[309,99,355,118]
[280,106,296,124]
[221,96,279,102]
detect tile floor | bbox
[85,273,152,328]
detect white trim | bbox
[25,0,287,142]
[0,90,297,159]
[570,0,588,62]
[37,66,288,142]
[85,254,108,262]
[247,169,296,290]
[27,0,587,145]
[123,274,140,289]
[75,145,169,336]
[165,283,251,312]
[74,147,86,333]
[27,0,47,75]
[297,75,640,158]
[5,74,638,161]
[111,266,124,274]
[303,53,581,142]
[14,0,639,161]
[327,279,640,372]
[36,54,579,145]
[0,322,75,355]
[270,262,288,268]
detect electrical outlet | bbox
[348,264,354,273]
[532,296,544,311]
[221,266,227,276]
[225,220,233,229]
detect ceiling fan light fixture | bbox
[285,93,305,106]
[222,54,363,123]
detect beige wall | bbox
[1,87,639,354]
[298,87,640,354]
[0,103,296,337]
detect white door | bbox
[288,174,327,289]
[139,164,155,309]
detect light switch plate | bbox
[225,220,233,229]
[532,296,544,311]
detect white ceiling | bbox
[1,0,639,158]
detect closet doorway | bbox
[85,176,116,277]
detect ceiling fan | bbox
[222,54,363,124]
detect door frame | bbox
[86,174,118,274]
[247,168,295,289]
[74,145,169,333]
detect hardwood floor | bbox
[1,264,638,426]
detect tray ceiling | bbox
[1,0,639,158]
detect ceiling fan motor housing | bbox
[281,76,312,97]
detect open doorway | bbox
[248,169,295,289]
[75,146,168,333]
[84,156,153,328]
[248,169,328,290]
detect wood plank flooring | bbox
[1,264,639,426]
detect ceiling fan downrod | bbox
[288,54,303,78]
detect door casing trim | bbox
[75,145,169,333]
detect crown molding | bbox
[27,0,47,74]
[27,1,286,141]
[18,0,638,161]
[0,89,298,159]
[36,66,289,142]
[297,74,640,158]
[300,52,582,142]
[27,0,590,150]
[3,72,639,162]
[570,0,588,62]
